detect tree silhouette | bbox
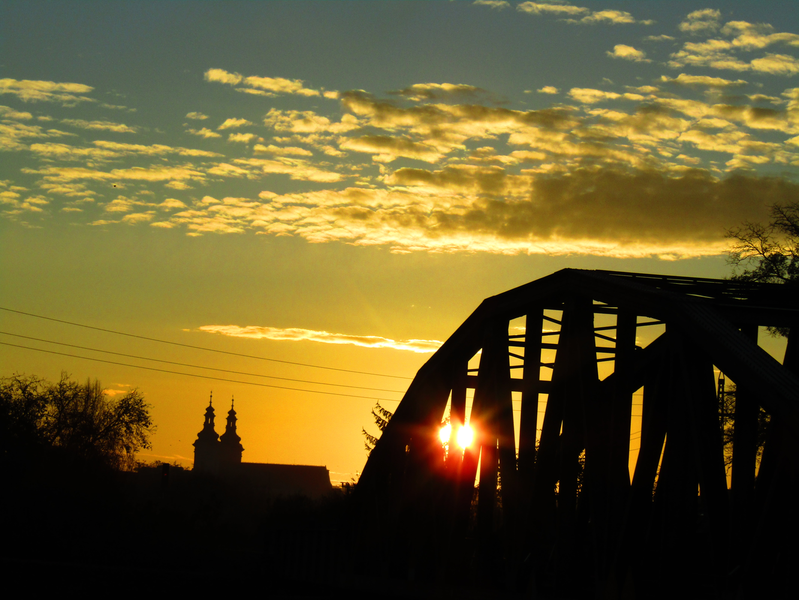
[361,401,393,455]
[0,372,154,470]
[727,202,799,286]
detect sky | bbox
[2,1,798,483]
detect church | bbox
[192,395,333,498]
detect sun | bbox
[456,424,474,449]
[439,423,475,449]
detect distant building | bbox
[192,395,333,498]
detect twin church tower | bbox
[193,393,244,474]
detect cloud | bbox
[0,120,73,151]
[538,86,559,94]
[198,324,443,353]
[27,165,208,186]
[263,108,359,134]
[61,119,137,133]
[253,144,313,157]
[579,10,639,25]
[339,135,444,163]
[0,78,94,103]
[660,74,748,89]
[390,83,488,102]
[517,2,588,17]
[517,3,650,25]
[669,19,799,75]
[185,112,209,120]
[0,105,33,120]
[227,132,256,143]
[679,9,721,34]
[473,0,509,9]
[607,45,649,62]
[204,68,320,97]
[28,140,222,162]
[218,118,252,130]
[186,127,222,138]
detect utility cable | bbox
[0,341,402,402]
[0,306,413,380]
[0,331,406,395]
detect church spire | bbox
[193,392,220,473]
[219,396,244,467]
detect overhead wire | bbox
[0,341,403,402]
[0,330,406,395]
[0,306,413,380]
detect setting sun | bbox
[439,423,451,445]
[439,423,474,449]
[456,424,474,449]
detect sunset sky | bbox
[2,1,798,483]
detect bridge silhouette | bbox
[353,269,798,598]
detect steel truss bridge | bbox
[352,269,799,599]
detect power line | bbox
[0,331,407,395]
[0,306,413,380]
[0,340,402,402]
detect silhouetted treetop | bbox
[0,372,154,470]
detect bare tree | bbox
[726,202,799,285]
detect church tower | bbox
[219,397,244,469]
[193,393,220,474]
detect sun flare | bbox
[456,424,474,449]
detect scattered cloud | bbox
[204,68,321,97]
[185,112,209,120]
[227,132,256,143]
[607,45,649,62]
[538,86,559,94]
[679,9,721,34]
[218,118,252,130]
[0,78,94,103]
[390,83,488,102]
[186,127,222,138]
[61,119,137,133]
[473,0,509,9]
[198,324,443,353]
[517,2,588,17]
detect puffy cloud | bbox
[218,118,252,130]
[92,140,222,158]
[61,119,137,133]
[538,86,559,94]
[0,78,93,103]
[121,211,155,224]
[204,68,320,97]
[607,45,649,62]
[0,120,73,151]
[0,105,33,120]
[227,132,256,143]
[568,88,621,104]
[340,135,444,163]
[185,112,209,120]
[263,108,359,134]
[679,9,721,34]
[390,83,488,102]
[186,127,221,138]
[254,144,313,156]
[579,10,638,25]
[670,19,799,75]
[473,0,509,8]
[28,140,222,162]
[27,164,208,185]
[198,324,443,353]
[660,74,748,89]
[517,2,588,16]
